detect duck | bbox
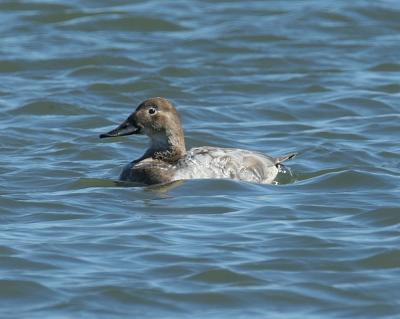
[99,97,296,185]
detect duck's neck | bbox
[144,130,186,163]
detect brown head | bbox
[100,97,186,162]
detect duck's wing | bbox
[177,147,284,183]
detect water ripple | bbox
[1,0,400,318]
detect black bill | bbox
[99,120,141,138]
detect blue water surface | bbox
[1,1,399,318]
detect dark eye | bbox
[148,107,156,115]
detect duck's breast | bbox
[120,159,175,184]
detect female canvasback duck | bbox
[100,97,296,185]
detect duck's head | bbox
[100,97,186,160]
[100,97,183,138]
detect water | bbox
[1,0,400,318]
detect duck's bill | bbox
[99,121,141,138]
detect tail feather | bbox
[274,152,297,167]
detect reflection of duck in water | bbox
[100,97,296,185]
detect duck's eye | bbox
[148,107,156,115]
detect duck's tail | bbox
[274,152,297,167]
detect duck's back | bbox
[173,147,280,184]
